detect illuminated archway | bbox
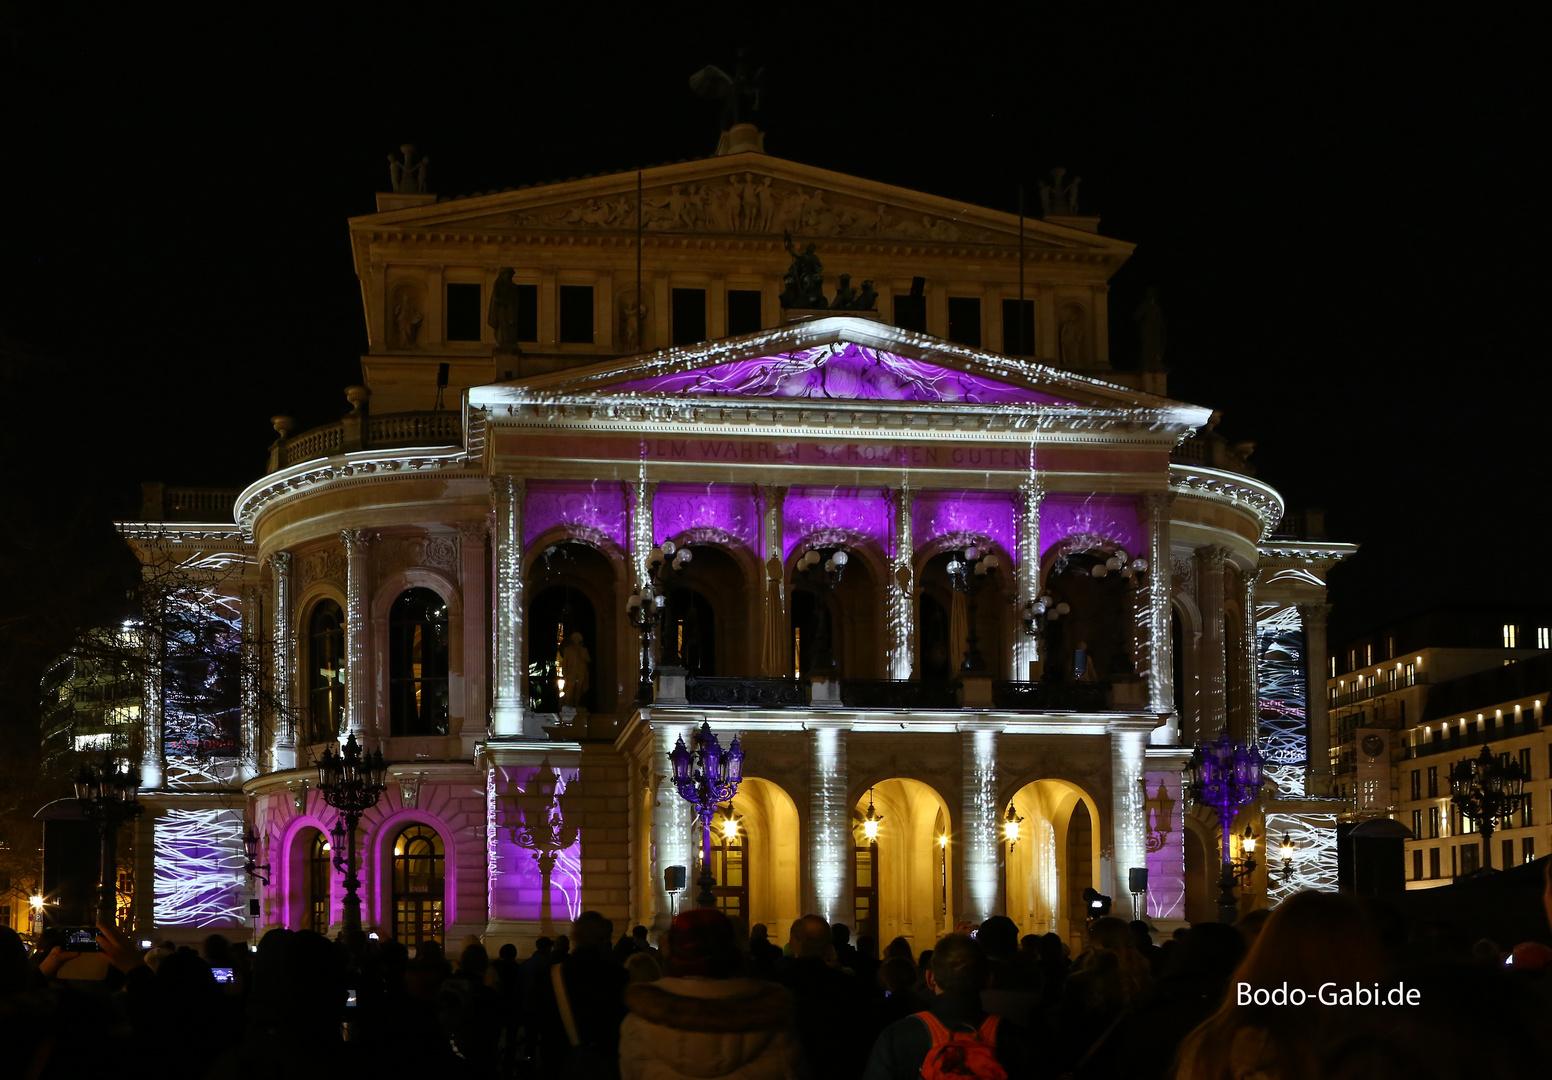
[711,776,800,935]
[850,778,953,955]
[1002,778,1103,950]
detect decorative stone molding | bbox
[295,548,346,590]
[234,449,475,540]
[375,534,459,580]
[1169,465,1284,542]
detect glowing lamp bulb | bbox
[864,818,879,841]
[1279,835,1294,861]
[1091,564,1108,578]
[938,834,948,850]
[29,895,43,910]
[661,540,675,556]
[832,551,848,567]
[1003,819,1019,844]
[721,817,738,841]
[1055,602,1070,615]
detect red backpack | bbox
[915,1012,1006,1079]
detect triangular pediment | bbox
[352,153,1130,256]
[474,317,1207,422]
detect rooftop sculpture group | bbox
[779,231,877,311]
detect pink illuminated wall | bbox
[613,343,1072,405]
[489,765,583,926]
[913,490,1019,561]
[1038,494,1143,562]
[525,481,629,551]
[653,484,760,553]
[782,487,892,561]
[1142,769,1185,921]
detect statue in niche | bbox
[1134,286,1167,369]
[392,288,423,347]
[487,268,524,354]
[689,48,765,129]
[387,144,430,194]
[620,294,649,353]
[780,230,827,309]
[559,632,591,708]
[1058,305,1087,367]
[1039,166,1081,217]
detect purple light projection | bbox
[1038,495,1143,562]
[653,484,760,553]
[783,487,892,563]
[913,490,1019,561]
[491,765,582,926]
[1142,770,1185,920]
[525,481,629,551]
[613,343,1073,405]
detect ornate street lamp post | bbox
[1449,743,1527,873]
[242,828,271,886]
[1187,730,1264,923]
[947,546,1001,673]
[315,733,388,936]
[796,546,849,672]
[628,540,692,702]
[669,721,745,908]
[74,752,143,925]
[627,583,666,704]
[500,757,578,933]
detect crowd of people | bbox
[4,870,1552,1080]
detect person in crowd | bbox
[883,935,914,962]
[1053,915,1153,1071]
[618,907,803,1079]
[830,922,859,972]
[776,914,871,1079]
[875,955,925,1023]
[863,933,1038,1080]
[1233,908,1269,951]
[630,925,660,958]
[439,942,502,1074]
[543,910,628,1078]
[975,915,1042,1026]
[852,934,882,987]
[1130,920,1166,974]
[1173,892,1392,1080]
[747,923,783,974]
[520,935,556,1066]
[624,951,662,983]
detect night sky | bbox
[1,6,1546,642]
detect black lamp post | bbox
[947,545,1001,672]
[500,758,578,934]
[628,540,692,702]
[74,752,143,925]
[669,721,745,908]
[315,733,388,936]
[242,829,270,886]
[1187,730,1264,923]
[1449,743,1527,873]
[796,546,849,672]
[627,583,665,704]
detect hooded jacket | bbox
[618,976,807,1080]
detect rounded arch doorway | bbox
[392,823,446,946]
[850,778,954,956]
[1002,778,1103,950]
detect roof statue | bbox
[1039,166,1081,217]
[488,267,525,356]
[387,144,430,194]
[1135,286,1167,369]
[690,49,765,130]
[780,230,826,309]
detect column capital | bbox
[1141,490,1175,515]
[1194,544,1229,570]
[455,519,490,542]
[340,528,376,551]
[267,550,293,573]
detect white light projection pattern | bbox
[962,730,999,924]
[1266,810,1339,903]
[153,808,247,927]
[1111,729,1149,920]
[1256,605,1307,796]
[887,489,916,680]
[810,726,848,922]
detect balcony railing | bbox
[672,677,1124,712]
[1331,671,1426,708]
[841,680,960,710]
[992,681,1110,712]
[685,677,807,708]
[273,410,462,471]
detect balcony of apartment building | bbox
[1331,664,1428,708]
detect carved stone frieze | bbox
[503,176,1003,244]
[295,547,346,590]
[375,534,459,580]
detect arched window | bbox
[668,587,717,675]
[307,831,331,934]
[919,593,953,681]
[527,583,598,714]
[389,589,450,736]
[307,600,346,743]
[392,824,445,945]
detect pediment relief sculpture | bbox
[501,175,1009,244]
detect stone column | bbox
[1142,494,1176,741]
[457,522,490,737]
[960,726,1002,924]
[1108,722,1150,920]
[888,487,916,680]
[141,613,165,790]
[239,583,261,781]
[758,485,787,677]
[1300,603,1333,796]
[1011,479,1043,681]
[1234,568,1260,746]
[341,529,373,741]
[492,476,525,737]
[806,722,852,925]
[649,721,696,932]
[268,552,296,769]
[1194,546,1228,736]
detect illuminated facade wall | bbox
[1143,767,1186,920]
[153,808,246,928]
[1266,809,1339,902]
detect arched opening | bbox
[1040,549,1136,683]
[392,823,445,946]
[388,588,450,736]
[918,548,1009,677]
[1183,817,1216,924]
[788,545,885,679]
[664,544,750,676]
[526,540,618,716]
[287,825,332,932]
[851,778,953,955]
[306,600,345,744]
[1004,779,1103,951]
[702,777,800,934]
[918,593,953,681]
